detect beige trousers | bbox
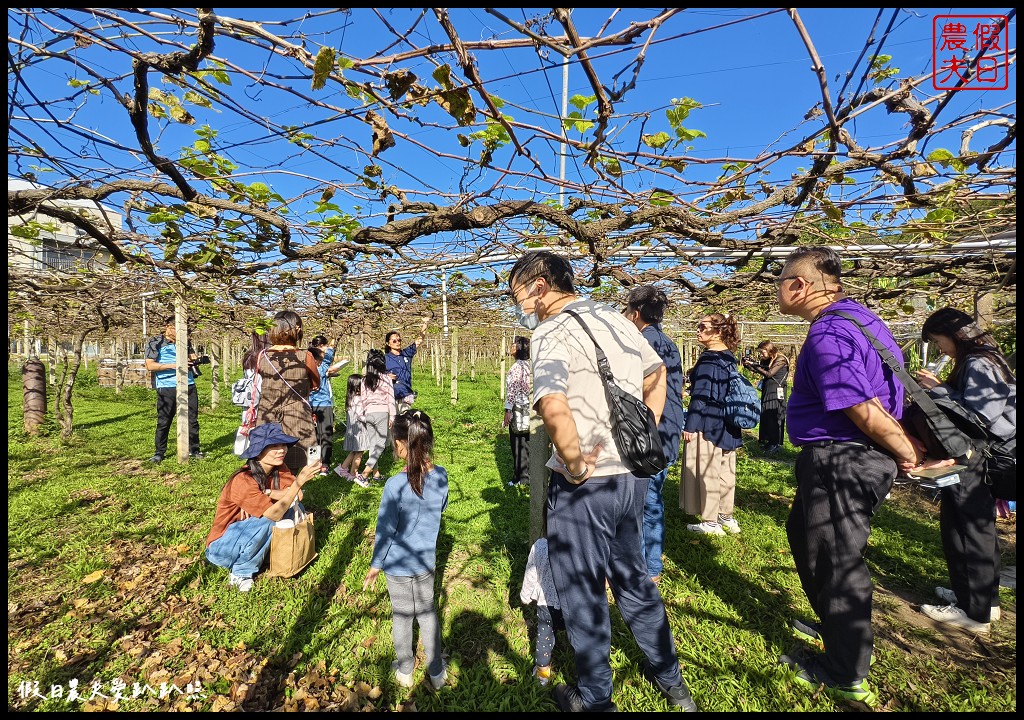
[680,433,737,520]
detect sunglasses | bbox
[697,322,714,331]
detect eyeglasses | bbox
[696,322,713,331]
[774,275,807,286]
[511,278,543,306]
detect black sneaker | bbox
[790,619,875,664]
[791,618,824,651]
[642,662,698,711]
[552,684,617,712]
[779,651,878,708]
[148,454,164,464]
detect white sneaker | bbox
[718,516,741,535]
[228,574,253,593]
[428,663,448,689]
[935,586,1001,621]
[393,662,414,688]
[920,603,990,633]
[686,521,726,536]
[352,474,370,488]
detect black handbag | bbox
[564,310,667,478]
[823,310,1015,498]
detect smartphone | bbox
[306,445,322,466]
[925,355,950,374]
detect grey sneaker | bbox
[791,618,824,651]
[791,618,876,664]
[935,586,1000,620]
[428,663,447,690]
[148,454,164,464]
[392,661,414,688]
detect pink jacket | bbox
[355,375,396,421]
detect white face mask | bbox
[514,303,539,330]
[513,282,540,330]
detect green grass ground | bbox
[7,365,1016,711]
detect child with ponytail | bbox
[336,374,367,486]
[363,410,450,689]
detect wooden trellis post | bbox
[222,332,230,387]
[48,336,57,386]
[450,329,458,405]
[210,336,221,409]
[174,297,189,463]
[528,419,551,545]
[499,332,507,401]
[433,341,441,386]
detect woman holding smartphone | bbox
[914,307,1015,633]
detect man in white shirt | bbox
[508,250,698,713]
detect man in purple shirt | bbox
[776,247,922,709]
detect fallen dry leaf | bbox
[82,569,105,583]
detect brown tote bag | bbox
[266,492,318,578]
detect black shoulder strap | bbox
[563,309,615,386]
[819,309,952,430]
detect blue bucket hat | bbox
[241,422,298,459]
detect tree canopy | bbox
[8,8,1017,329]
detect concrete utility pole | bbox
[559,49,569,208]
[441,271,449,340]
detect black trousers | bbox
[154,386,200,457]
[758,405,786,447]
[940,452,1000,621]
[510,429,530,484]
[786,443,895,684]
[313,406,335,468]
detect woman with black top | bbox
[914,307,1015,633]
[743,340,790,453]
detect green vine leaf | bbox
[650,190,674,207]
[569,94,596,111]
[598,156,622,176]
[312,47,336,91]
[564,111,594,134]
[642,132,672,150]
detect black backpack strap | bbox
[818,309,953,433]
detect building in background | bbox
[8,178,117,273]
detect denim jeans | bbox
[547,471,682,708]
[385,570,443,677]
[205,504,303,578]
[640,467,668,577]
